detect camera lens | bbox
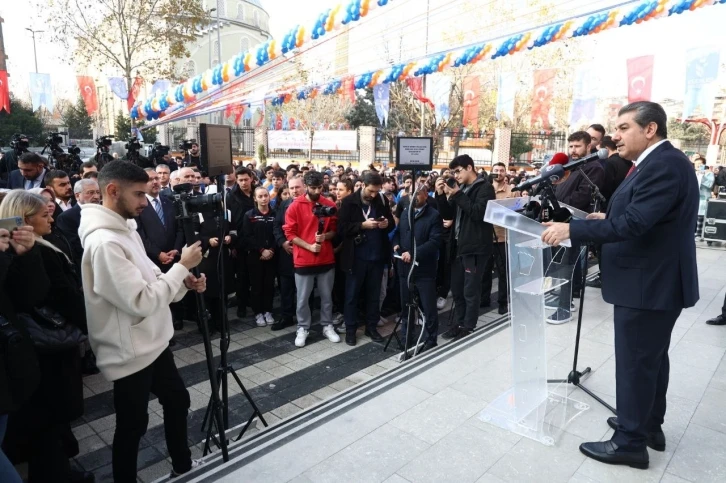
[446,177,457,188]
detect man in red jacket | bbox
[283,171,340,347]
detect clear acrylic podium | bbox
[480,196,590,446]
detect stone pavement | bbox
[178,244,726,483]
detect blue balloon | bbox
[174,86,184,103]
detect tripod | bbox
[546,170,615,415]
[176,203,230,461]
[200,175,267,450]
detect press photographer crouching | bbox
[0,191,92,483]
[78,161,207,481]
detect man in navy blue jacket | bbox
[393,185,442,352]
[541,101,699,470]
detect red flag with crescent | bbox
[462,75,480,129]
[627,55,654,103]
[0,70,10,113]
[405,77,433,107]
[76,76,98,116]
[127,76,144,111]
[531,69,555,129]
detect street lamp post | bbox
[25,27,43,73]
[216,8,223,124]
[207,8,216,70]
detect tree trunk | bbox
[126,69,135,130]
[308,130,314,162]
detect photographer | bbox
[337,172,395,346]
[393,184,443,352]
[183,141,201,168]
[78,161,206,481]
[283,171,340,348]
[242,187,277,327]
[441,154,495,341]
[0,134,30,187]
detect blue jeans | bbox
[0,414,22,483]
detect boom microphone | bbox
[513,152,569,192]
[561,148,609,171]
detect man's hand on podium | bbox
[541,222,570,246]
[586,212,606,220]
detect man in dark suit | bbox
[56,178,101,272]
[542,101,699,470]
[136,167,185,329]
[7,152,47,190]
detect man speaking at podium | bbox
[541,101,699,470]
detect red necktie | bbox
[626,163,635,177]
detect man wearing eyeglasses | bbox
[441,154,496,341]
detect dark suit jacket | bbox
[7,169,46,190]
[56,204,84,266]
[135,196,184,270]
[570,141,699,310]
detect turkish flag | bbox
[462,75,480,129]
[405,77,433,107]
[289,117,296,130]
[531,69,555,129]
[627,55,654,103]
[76,76,98,116]
[127,76,144,111]
[0,70,10,113]
[342,76,356,103]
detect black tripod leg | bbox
[575,382,616,414]
[384,314,404,352]
[201,368,224,432]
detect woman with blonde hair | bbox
[0,190,90,483]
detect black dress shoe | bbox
[607,417,665,451]
[579,440,648,469]
[270,318,294,331]
[420,340,438,353]
[442,326,472,341]
[364,328,384,342]
[706,314,726,325]
[498,304,508,315]
[345,332,356,346]
[586,277,602,289]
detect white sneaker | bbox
[255,314,266,327]
[264,312,275,325]
[545,302,578,312]
[436,297,446,310]
[378,316,386,327]
[170,459,203,478]
[322,325,341,343]
[295,327,309,347]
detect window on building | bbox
[184,60,196,78]
[237,3,245,21]
[253,10,260,27]
[240,37,250,52]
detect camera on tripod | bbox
[95,135,113,150]
[125,136,142,152]
[312,203,336,217]
[150,142,170,163]
[45,132,65,147]
[167,183,224,217]
[68,145,81,156]
[178,139,196,151]
[10,134,30,152]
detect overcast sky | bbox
[2,1,725,105]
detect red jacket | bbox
[283,195,337,268]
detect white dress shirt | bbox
[56,198,74,211]
[24,168,46,190]
[634,139,668,168]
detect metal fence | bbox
[510,131,568,166]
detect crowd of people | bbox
[0,100,722,481]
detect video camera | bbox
[9,134,30,152]
[125,136,142,152]
[167,183,224,218]
[150,142,170,163]
[312,203,336,217]
[45,132,65,147]
[178,139,196,151]
[96,135,113,150]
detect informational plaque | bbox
[396,137,433,171]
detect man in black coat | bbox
[227,166,256,318]
[441,154,495,341]
[542,101,699,469]
[136,168,185,328]
[393,185,442,351]
[56,178,101,273]
[337,171,395,346]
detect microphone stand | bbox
[546,166,615,414]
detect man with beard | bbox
[79,161,206,481]
[393,184,442,351]
[184,142,202,168]
[337,172,396,346]
[283,171,340,347]
[45,169,75,212]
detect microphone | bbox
[513,152,569,192]
[561,148,609,171]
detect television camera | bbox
[150,142,171,164]
[95,135,114,168]
[124,136,152,168]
